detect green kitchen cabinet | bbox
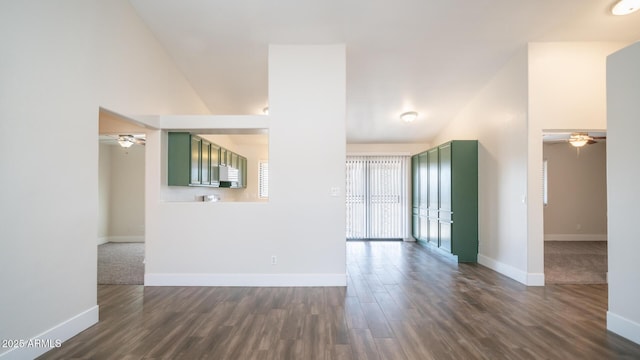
[411,140,478,262]
[427,147,439,246]
[201,139,211,185]
[168,132,247,189]
[210,143,220,187]
[168,132,200,186]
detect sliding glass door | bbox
[345,156,409,240]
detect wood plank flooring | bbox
[39,241,640,359]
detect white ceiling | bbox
[129,0,640,144]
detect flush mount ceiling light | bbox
[400,111,418,122]
[612,0,640,15]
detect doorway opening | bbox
[542,130,608,284]
[98,108,148,285]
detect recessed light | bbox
[612,0,640,15]
[400,111,418,122]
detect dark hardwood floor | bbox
[39,241,640,359]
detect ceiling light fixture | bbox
[612,0,640,15]
[569,134,591,148]
[118,136,134,148]
[400,111,418,122]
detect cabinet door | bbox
[427,148,439,245]
[210,143,220,185]
[412,207,420,239]
[439,143,452,250]
[419,152,429,209]
[439,221,452,252]
[201,140,211,185]
[411,156,420,207]
[168,132,191,186]
[240,156,247,188]
[190,136,201,185]
[220,148,228,166]
[231,152,238,169]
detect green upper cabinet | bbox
[201,139,211,185]
[190,136,202,185]
[168,132,247,189]
[411,140,478,262]
[210,143,220,187]
[167,132,196,186]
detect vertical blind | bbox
[259,161,269,198]
[345,156,409,239]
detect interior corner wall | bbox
[432,47,530,284]
[527,42,628,286]
[144,45,346,286]
[0,1,208,358]
[606,41,640,345]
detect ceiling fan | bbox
[543,132,606,148]
[116,134,146,148]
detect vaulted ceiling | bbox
[130,0,640,143]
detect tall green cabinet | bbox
[411,140,478,262]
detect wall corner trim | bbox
[144,273,347,287]
[607,311,640,345]
[0,305,98,360]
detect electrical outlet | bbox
[271,256,277,265]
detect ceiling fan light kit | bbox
[117,134,145,148]
[568,134,592,147]
[612,0,640,15]
[118,137,134,148]
[400,111,418,123]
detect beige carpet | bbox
[98,242,145,285]
[544,241,607,284]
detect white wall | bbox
[527,42,628,284]
[432,47,530,284]
[543,142,607,240]
[0,0,208,358]
[347,143,429,155]
[98,144,112,244]
[145,45,347,286]
[107,144,145,242]
[606,41,640,345]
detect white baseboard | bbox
[145,273,347,287]
[105,236,145,243]
[544,234,607,241]
[478,254,544,286]
[607,311,640,345]
[97,237,109,245]
[0,305,98,360]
